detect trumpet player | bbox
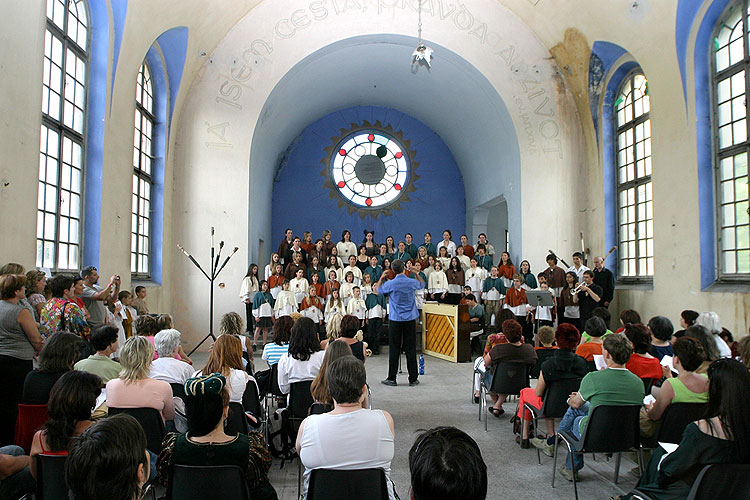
[572,270,603,326]
[559,271,582,332]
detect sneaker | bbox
[381,379,397,387]
[559,466,578,482]
[252,344,257,352]
[409,380,420,387]
[530,437,555,457]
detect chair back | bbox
[170,383,186,401]
[108,407,166,453]
[579,404,641,453]
[686,463,750,500]
[225,402,250,435]
[35,454,68,500]
[491,361,529,395]
[308,468,389,500]
[289,380,314,420]
[586,360,597,372]
[655,403,708,445]
[242,380,262,425]
[309,402,333,415]
[268,364,284,398]
[166,464,250,500]
[14,404,48,453]
[540,378,582,419]
[642,377,656,394]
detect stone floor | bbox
[197,342,641,500]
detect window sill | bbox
[615,281,654,292]
[131,277,159,287]
[702,281,750,293]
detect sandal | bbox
[488,407,504,418]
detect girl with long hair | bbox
[197,334,253,403]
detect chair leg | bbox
[571,452,579,500]
[297,455,302,498]
[614,452,621,484]
[552,434,558,488]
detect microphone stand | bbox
[177,227,239,356]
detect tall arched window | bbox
[132,61,154,277]
[615,72,653,279]
[38,0,88,270]
[713,3,750,276]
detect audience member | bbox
[0,444,34,500]
[39,274,90,341]
[150,329,194,385]
[79,266,119,330]
[29,370,101,477]
[530,325,557,379]
[117,290,136,340]
[580,307,613,343]
[66,413,150,500]
[277,317,325,395]
[623,323,664,381]
[673,309,699,339]
[310,340,355,406]
[718,328,738,358]
[195,334,253,403]
[685,325,721,375]
[647,316,674,360]
[25,269,47,321]
[556,334,644,482]
[694,311,732,358]
[409,426,487,500]
[74,325,121,383]
[336,314,368,362]
[132,286,149,315]
[616,309,641,333]
[23,331,82,404]
[738,335,750,371]
[0,273,44,445]
[156,314,192,365]
[106,336,174,421]
[157,373,277,500]
[298,355,395,499]
[262,316,293,367]
[575,317,606,364]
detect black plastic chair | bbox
[35,454,68,500]
[170,383,186,401]
[480,361,529,431]
[288,380,314,497]
[165,464,250,500]
[686,463,750,500]
[242,380,263,430]
[307,468,389,500]
[642,402,708,448]
[552,404,644,500]
[522,377,582,463]
[108,407,166,454]
[309,402,333,415]
[225,402,250,435]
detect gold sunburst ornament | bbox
[321,120,419,218]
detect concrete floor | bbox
[191,345,639,500]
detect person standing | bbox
[573,270,602,326]
[376,260,425,387]
[592,256,615,308]
[80,266,119,330]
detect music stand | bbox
[525,290,554,343]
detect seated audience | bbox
[685,325,721,374]
[310,340,355,407]
[39,274,90,341]
[531,325,557,379]
[521,324,588,452]
[320,312,343,348]
[409,426,487,500]
[0,444,34,500]
[106,336,175,421]
[641,337,709,437]
[297,356,395,500]
[194,334,253,403]
[673,309,699,340]
[277,317,325,395]
[580,307,613,343]
[262,316,293,366]
[29,370,101,478]
[483,319,537,417]
[149,329,194,385]
[133,314,158,352]
[23,332,82,404]
[336,314,368,362]
[738,335,750,371]
[556,334,644,482]
[616,309,641,333]
[718,328,738,359]
[157,373,276,500]
[623,359,749,500]
[575,317,606,365]
[647,316,674,360]
[694,311,732,358]
[74,325,122,384]
[624,323,664,382]
[66,413,149,500]
[155,314,192,365]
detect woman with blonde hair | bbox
[195,334,253,403]
[321,312,343,348]
[219,311,254,372]
[106,335,174,421]
[264,252,280,281]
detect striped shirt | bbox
[262,342,289,366]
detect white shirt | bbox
[567,264,590,282]
[336,242,358,261]
[150,357,194,385]
[346,298,367,319]
[436,240,456,258]
[194,368,252,403]
[428,270,448,293]
[277,350,325,395]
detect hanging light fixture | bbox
[411,0,433,71]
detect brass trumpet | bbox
[571,282,585,295]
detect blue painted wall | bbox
[271,105,466,249]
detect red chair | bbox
[14,404,48,453]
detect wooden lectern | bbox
[421,303,472,363]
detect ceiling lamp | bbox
[411,0,433,71]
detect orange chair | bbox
[14,404,48,453]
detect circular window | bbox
[331,132,409,208]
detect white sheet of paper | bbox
[657,442,679,470]
[660,355,674,372]
[643,394,656,405]
[115,300,127,319]
[94,389,107,410]
[593,354,606,371]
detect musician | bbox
[572,270,602,325]
[504,275,531,343]
[567,251,589,282]
[559,272,581,332]
[542,254,566,297]
[592,256,615,308]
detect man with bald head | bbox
[592,256,615,308]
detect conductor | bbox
[375,259,425,387]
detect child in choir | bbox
[382,258,392,276]
[300,287,324,331]
[465,257,487,299]
[436,246,451,270]
[384,235,397,257]
[360,273,373,299]
[342,255,363,285]
[274,281,298,318]
[328,246,344,267]
[323,270,340,299]
[336,229,357,261]
[356,244,370,272]
[445,256,465,302]
[362,230,377,256]
[437,229,456,257]
[252,280,275,351]
[460,234,475,259]
[404,233,418,259]
[284,251,306,280]
[307,255,325,284]
[482,266,506,330]
[543,254,566,298]
[455,245,471,271]
[301,231,315,254]
[422,232,437,257]
[394,241,409,262]
[346,286,367,324]
[497,251,516,290]
[364,255,382,283]
[265,252,280,281]
[415,245,429,270]
[365,282,387,355]
[308,239,326,266]
[268,263,285,299]
[504,274,531,342]
[377,243,389,266]
[412,261,427,282]
[530,281,555,330]
[518,260,537,290]
[340,271,356,306]
[475,244,493,272]
[423,255,436,279]
[309,272,325,299]
[240,264,260,334]
[325,289,345,323]
[325,254,342,282]
[427,261,448,301]
[289,268,309,304]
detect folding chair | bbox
[35,454,67,500]
[14,404,48,453]
[552,404,644,500]
[242,379,263,431]
[165,464,250,500]
[641,402,707,448]
[289,380,314,498]
[479,361,529,431]
[108,407,166,454]
[522,377,582,463]
[307,468,389,500]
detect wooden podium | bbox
[421,303,472,363]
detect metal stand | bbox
[178,227,238,356]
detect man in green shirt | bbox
[555,334,644,481]
[74,325,122,384]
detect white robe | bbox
[274,290,298,317]
[346,298,367,320]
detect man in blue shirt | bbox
[375,259,425,386]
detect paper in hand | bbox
[660,355,675,372]
[593,354,607,371]
[643,394,656,405]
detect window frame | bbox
[38,0,90,272]
[614,69,654,283]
